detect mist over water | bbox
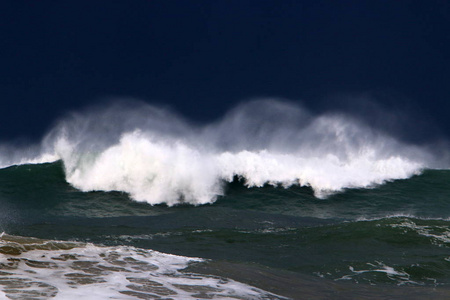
[0,99,444,205]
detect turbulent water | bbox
[0,100,450,299]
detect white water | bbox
[336,261,419,285]
[0,99,436,205]
[0,234,282,300]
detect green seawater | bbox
[1,161,450,299]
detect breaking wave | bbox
[0,99,441,205]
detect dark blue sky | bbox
[1,1,449,140]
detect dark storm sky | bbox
[0,0,449,140]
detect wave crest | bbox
[41,99,429,205]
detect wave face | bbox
[0,99,441,205]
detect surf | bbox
[0,99,443,205]
[0,233,284,300]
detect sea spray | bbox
[0,99,434,204]
[46,99,428,204]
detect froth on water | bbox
[0,233,283,299]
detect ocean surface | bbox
[0,100,450,299]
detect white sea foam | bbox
[0,99,438,205]
[0,234,282,299]
[389,220,450,245]
[336,261,419,285]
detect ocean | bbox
[0,100,449,299]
